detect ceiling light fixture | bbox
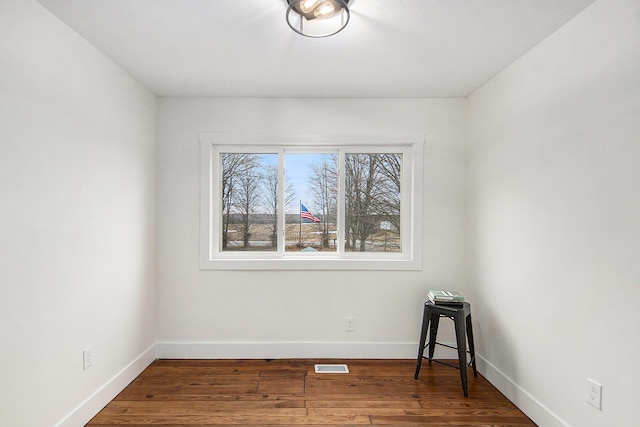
[286,0,351,38]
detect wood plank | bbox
[306,399,422,409]
[370,414,536,425]
[89,414,371,425]
[104,400,305,411]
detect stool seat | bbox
[414,301,477,396]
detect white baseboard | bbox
[476,355,569,427]
[56,344,156,427]
[156,341,435,360]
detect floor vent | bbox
[314,364,349,374]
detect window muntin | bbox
[200,134,423,270]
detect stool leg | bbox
[427,313,441,362]
[414,304,431,379]
[466,313,477,377]
[454,311,469,397]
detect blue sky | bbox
[256,152,335,215]
[285,153,324,214]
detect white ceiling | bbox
[36,0,597,98]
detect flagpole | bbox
[299,200,302,249]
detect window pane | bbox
[344,153,402,252]
[285,153,338,252]
[220,153,278,251]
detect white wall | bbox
[156,97,468,358]
[0,1,157,426]
[467,0,640,425]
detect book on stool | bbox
[428,289,465,306]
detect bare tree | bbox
[374,153,402,232]
[308,155,338,248]
[345,154,379,251]
[263,166,296,247]
[236,165,263,248]
[221,153,260,249]
[344,153,402,251]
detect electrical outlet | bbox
[345,316,355,332]
[83,347,93,370]
[586,378,602,410]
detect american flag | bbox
[300,203,321,223]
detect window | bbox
[200,134,423,270]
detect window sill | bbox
[200,257,422,271]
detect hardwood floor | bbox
[88,359,536,426]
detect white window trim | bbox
[199,133,424,270]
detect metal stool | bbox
[414,301,477,396]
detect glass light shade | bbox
[286,0,351,38]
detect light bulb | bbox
[314,1,336,18]
[299,0,322,13]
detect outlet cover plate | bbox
[83,347,93,370]
[587,378,602,410]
